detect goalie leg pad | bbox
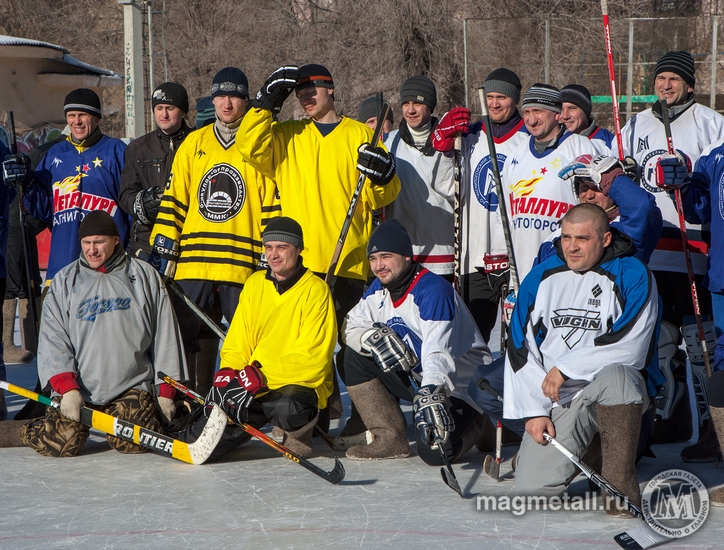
[22,402,90,457]
[682,317,716,425]
[104,389,162,454]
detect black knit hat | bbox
[522,83,562,113]
[655,51,696,87]
[400,76,437,111]
[211,67,249,100]
[64,88,102,118]
[152,82,189,113]
[263,217,304,249]
[358,96,394,124]
[561,84,592,119]
[296,64,334,91]
[483,68,522,104]
[78,210,119,240]
[367,219,413,258]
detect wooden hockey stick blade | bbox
[483,453,500,479]
[0,380,225,465]
[614,524,672,549]
[158,371,346,483]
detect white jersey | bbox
[616,103,724,274]
[502,131,600,281]
[459,120,529,274]
[385,129,456,275]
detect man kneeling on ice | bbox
[178,217,337,461]
[504,203,658,516]
[0,211,186,456]
[340,219,492,464]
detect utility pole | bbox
[118,0,145,138]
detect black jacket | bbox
[119,121,192,254]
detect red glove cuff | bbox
[49,372,79,395]
[238,362,267,396]
[212,368,238,389]
[158,382,176,400]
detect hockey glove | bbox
[133,186,164,225]
[357,143,395,186]
[252,65,301,114]
[559,154,624,195]
[361,322,419,373]
[205,363,268,424]
[413,384,455,447]
[60,389,84,423]
[431,107,470,153]
[2,152,31,189]
[483,253,510,294]
[655,150,691,191]
[621,156,639,183]
[147,234,179,279]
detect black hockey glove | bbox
[361,323,419,373]
[413,384,455,447]
[133,186,164,225]
[147,234,179,279]
[205,364,268,424]
[357,143,395,186]
[252,65,301,114]
[2,152,31,189]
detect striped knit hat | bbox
[655,51,696,87]
[64,88,102,118]
[521,83,562,113]
[561,84,592,119]
[483,68,522,104]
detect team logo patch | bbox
[472,153,506,210]
[76,296,131,321]
[550,308,601,349]
[386,316,423,369]
[637,136,649,154]
[718,172,724,221]
[198,163,246,222]
[640,148,668,192]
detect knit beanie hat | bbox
[655,51,696,87]
[263,217,304,249]
[296,64,334,92]
[64,88,102,118]
[367,219,413,257]
[195,96,215,129]
[483,68,522,104]
[78,210,119,240]
[357,96,394,124]
[152,82,189,113]
[211,67,249,100]
[561,84,592,119]
[521,83,562,113]
[399,76,437,111]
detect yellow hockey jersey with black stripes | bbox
[237,108,400,280]
[151,123,280,283]
[220,267,336,408]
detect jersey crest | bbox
[472,153,506,211]
[640,148,668,193]
[198,163,246,222]
[551,308,602,349]
[386,316,423,360]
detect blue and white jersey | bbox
[345,268,492,410]
[588,125,614,155]
[503,234,658,420]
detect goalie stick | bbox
[158,372,346,484]
[543,434,672,549]
[0,380,226,465]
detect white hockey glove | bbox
[361,323,419,373]
[60,389,84,423]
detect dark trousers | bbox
[460,269,508,344]
[653,270,711,328]
[5,197,44,299]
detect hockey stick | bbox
[6,111,40,336]
[600,0,625,159]
[0,380,226,465]
[543,434,672,549]
[165,278,227,341]
[476,377,504,481]
[408,374,463,497]
[453,134,462,293]
[158,372,346,484]
[325,101,391,290]
[659,100,712,377]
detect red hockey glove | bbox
[432,107,470,152]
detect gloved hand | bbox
[60,389,84,423]
[2,152,31,188]
[361,322,419,373]
[147,234,179,279]
[655,150,692,190]
[357,144,395,186]
[483,253,510,294]
[503,290,517,326]
[559,154,624,195]
[156,396,176,424]
[431,107,470,153]
[205,363,268,424]
[621,156,639,183]
[251,65,301,114]
[413,384,455,447]
[133,186,164,225]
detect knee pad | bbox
[105,389,162,453]
[23,405,90,457]
[682,316,717,425]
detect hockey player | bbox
[505,204,658,516]
[501,83,600,281]
[341,219,492,463]
[0,211,186,456]
[119,82,192,257]
[385,76,455,279]
[358,95,394,133]
[431,68,529,342]
[19,88,129,284]
[150,67,280,395]
[179,217,336,460]
[560,84,614,154]
[0,140,17,419]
